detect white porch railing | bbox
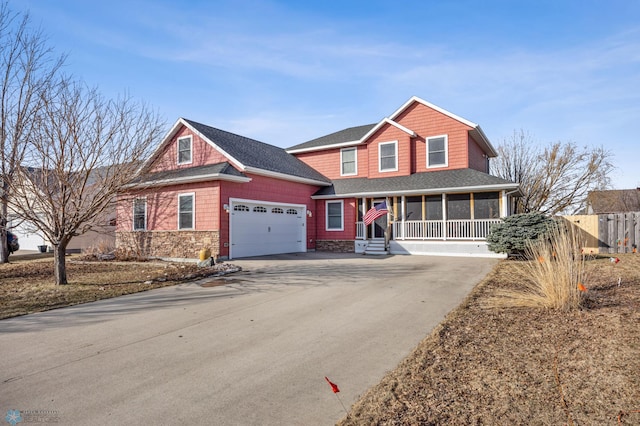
[390,219,501,241]
[356,221,365,239]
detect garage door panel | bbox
[230,200,305,259]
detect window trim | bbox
[340,147,357,176]
[427,134,448,168]
[378,140,398,173]
[133,197,147,231]
[177,193,195,230]
[325,200,344,231]
[177,135,193,165]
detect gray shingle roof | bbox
[587,189,640,214]
[133,162,246,185]
[184,119,331,184]
[287,123,376,152]
[313,168,519,198]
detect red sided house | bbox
[116,96,519,259]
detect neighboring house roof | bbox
[586,189,640,214]
[141,118,331,186]
[312,168,520,199]
[130,162,250,188]
[286,96,497,157]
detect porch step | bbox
[364,240,388,256]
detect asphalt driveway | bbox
[0,253,496,425]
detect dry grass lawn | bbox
[339,254,640,425]
[0,254,232,320]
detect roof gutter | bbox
[311,183,521,199]
[122,173,251,189]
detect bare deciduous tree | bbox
[491,129,614,216]
[9,79,164,284]
[0,3,64,262]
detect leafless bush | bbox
[485,224,588,310]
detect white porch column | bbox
[400,195,405,240]
[442,193,447,240]
[501,190,508,217]
[361,198,367,240]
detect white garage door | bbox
[7,218,47,251]
[229,199,306,259]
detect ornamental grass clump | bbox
[488,223,587,311]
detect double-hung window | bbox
[177,136,192,165]
[178,193,195,229]
[427,135,448,168]
[133,198,147,231]
[340,147,357,176]
[378,141,398,172]
[326,200,344,231]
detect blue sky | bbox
[9,0,640,189]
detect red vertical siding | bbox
[218,174,321,257]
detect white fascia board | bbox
[390,96,479,129]
[244,166,332,186]
[286,118,415,155]
[472,125,497,157]
[286,140,361,154]
[184,120,247,172]
[385,118,416,137]
[390,96,496,157]
[124,173,251,189]
[136,118,185,174]
[359,118,416,144]
[135,117,249,176]
[311,183,521,199]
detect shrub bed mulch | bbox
[339,254,639,425]
[0,256,237,320]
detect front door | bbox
[372,199,387,239]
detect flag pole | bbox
[325,376,349,416]
[335,394,348,416]
[384,197,392,251]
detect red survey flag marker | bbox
[325,376,348,416]
[325,376,340,393]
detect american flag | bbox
[363,201,389,226]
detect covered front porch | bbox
[312,168,520,257]
[356,217,502,241]
[354,191,511,256]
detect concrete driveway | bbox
[0,253,496,425]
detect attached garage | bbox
[229,198,307,259]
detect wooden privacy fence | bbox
[563,213,640,254]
